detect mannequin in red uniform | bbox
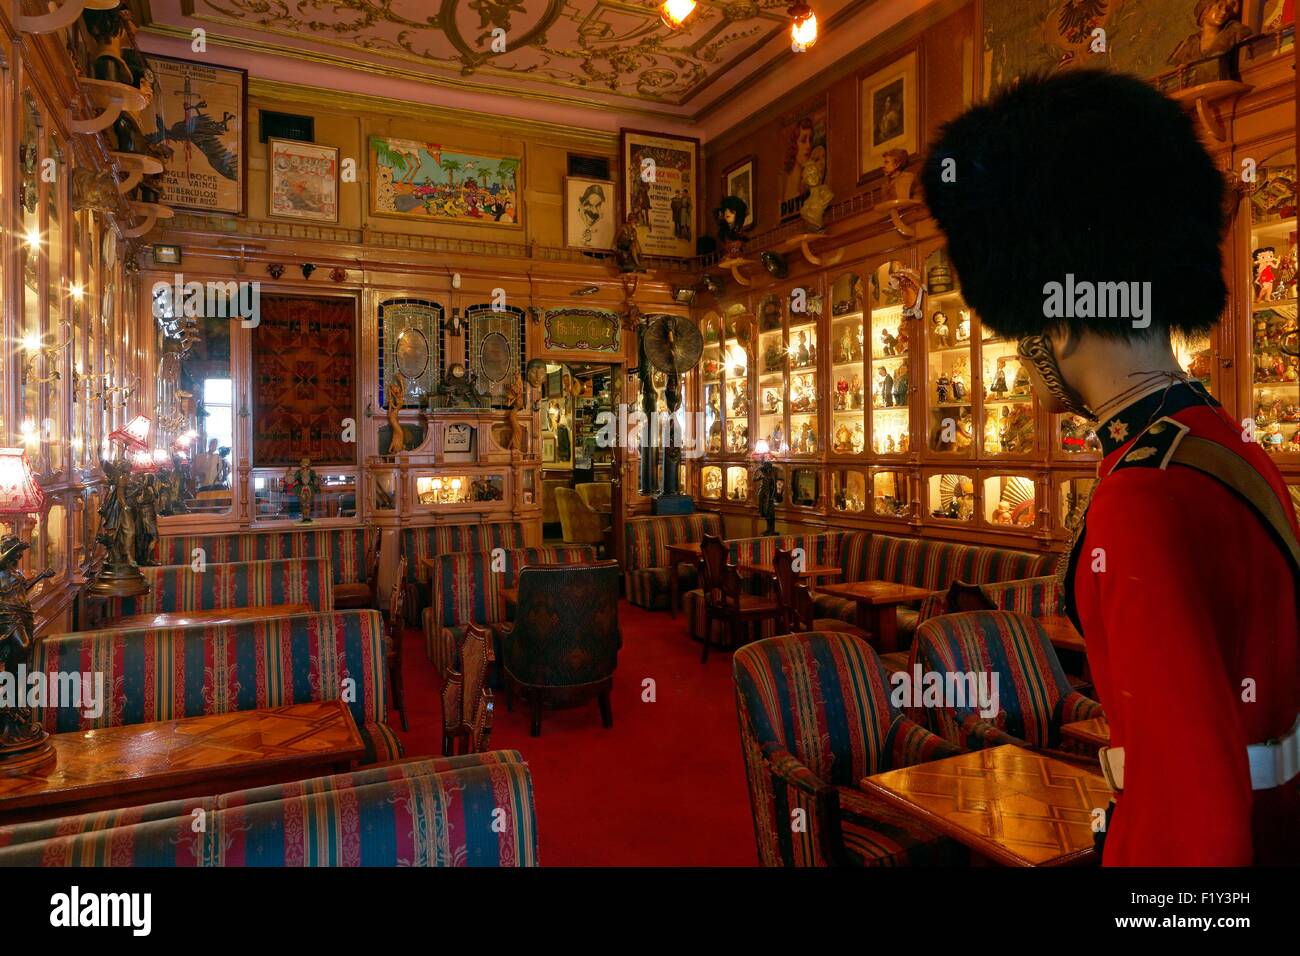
[921,70,1300,865]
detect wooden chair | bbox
[385,555,408,730]
[441,622,495,755]
[773,549,871,640]
[335,530,382,610]
[944,580,995,613]
[555,486,608,555]
[699,533,783,663]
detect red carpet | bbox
[393,601,757,866]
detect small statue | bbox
[881,328,899,356]
[97,458,137,571]
[951,367,967,401]
[990,358,1009,398]
[834,422,853,452]
[850,373,863,409]
[1168,0,1254,84]
[955,309,971,342]
[893,364,909,406]
[877,366,894,407]
[1012,361,1031,395]
[799,157,834,233]
[931,310,951,348]
[0,535,55,749]
[936,373,951,403]
[386,370,408,455]
[881,148,915,202]
[504,373,524,452]
[1254,247,1277,302]
[283,456,321,523]
[795,331,811,367]
[614,212,645,273]
[899,432,910,453]
[992,499,1014,525]
[754,460,781,536]
[130,473,160,567]
[892,268,925,320]
[852,423,866,453]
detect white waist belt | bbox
[1099,715,1300,792]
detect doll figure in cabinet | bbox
[876,367,895,408]
[893,363,909,406]
[931,311,951,348]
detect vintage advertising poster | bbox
[778,100,827,221]
[369,136,521,226]
[146,56,246,215]
[268,138,339,223]
[564,176,616,251]
[621,130,699,259]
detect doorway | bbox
[539,362,623,557]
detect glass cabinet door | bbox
[756,293,786,451]
[722,304,752,454]
[701,310,724,455]
[923,247,974,456]
[868,260,913,456]
[977,321,1037,458]
[829,270,866,454]
[787,283,820,456]
[1248,147,1298,459]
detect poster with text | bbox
[622,130,699,259]
[146,56,245,215]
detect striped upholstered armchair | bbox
[909,611,1102,753]
[733,631,968,867]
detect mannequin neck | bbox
[1050,328,1185,415]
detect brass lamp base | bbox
[86,563,151,597]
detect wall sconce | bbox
[153,243,182,265]
[20,334,69,386]
[789,1,818,52]
[98,374,137,411]
[660,0,697,29]
[301,263,316,280]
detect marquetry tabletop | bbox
[860,744,1113,867]
[816,580,932,606]
[0,701,364,824]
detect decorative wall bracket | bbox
[1169,80,1253,144]
[110,152,163,194]
[773,233,845,268]
[20,0,118,35]
[717,256,758,287]
[120,201,173,238]
[67,77,146,135]
[872,198,922,238]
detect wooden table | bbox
[860,744,1112,866]
[738,561,842,584]
[813,581,931,652]
[1038,614,1085,654]
[0,701,365,824]
[106,603,314,630]
[664,542,703,619]
[1061,717,1111,756]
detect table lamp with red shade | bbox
[0,447,57,774]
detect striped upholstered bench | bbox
[94,556,335,620]
[423,545,597,675]
[155,527,377,604]
[0,751,538,866]
[401,521,526,626]
[622,512,723,610]
[33,610,401,764]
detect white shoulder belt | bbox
[1099,715,1300,792]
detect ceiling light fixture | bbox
[660,0,697,29]
[789,1,817,52]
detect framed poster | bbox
[620,129,699,258]
[859,49,920,183]
[144,56,246,214]
[268,138,339,223]
[564,176,616,251]
[722,157,756,229]
[369,136,520,226]
[778,99,827,221]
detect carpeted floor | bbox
[392,600,757,866]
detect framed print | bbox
[542,436,557,463]
[144,55,246,214]
[621,129,699,258]
[369,136,521,226]
[444,423,474,453]
[778,99,828,221]
[859,49,920,182]
[268,138,339,223]
[564,176,616,251]
[722,157,756,230]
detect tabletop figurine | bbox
[877,366,894,407]
[850,373,863,409]
[97,458,137,571]
[283,456,321,523]
[936,372,951,403]
[955,309,971,342]
[991,499,1014,524]
[931,310,951,348]
[990,358,1010,398]
[893,363,909,406]
[754,460,781,536]
[852,423,866,453]
[1012,360,1031,395]
[799,156,834,232]
[386,371,408,455]
[881,328,899,356]
[0,535,55,751]
[130,473,160,567]
[951,367,967,401]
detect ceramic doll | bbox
[936,372,950,403]
[886,434,896,453]
[1263,422,1284,452]
[951,366,966,400]
[796,331,811,367]
[852,423,865,453]
[931,311,951,348]
[881,328,899,356]
[1254,247,1277,302]
[990,358,1009,398]
[899,432,910,453]
[896,324,909,354]
[992,500,1014,524]
[877,366,894,407]
[1012,360,1031,395]
[893,364,908,406]
[836,377,849,410]
[851,374,863,409]
[955,309,970,342]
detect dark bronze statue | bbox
[131,473,160,566]
[754,460,782,536]
[0,535,55,762]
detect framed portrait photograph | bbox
[564,176,616,251]
[621,129,700,258]
[268,138,339,223]
[542,436,557,463]
[859,49,920,182]
[143,55,247,214]
[778,99,827,221]
[369,135,521,226]
[722,157,756,230]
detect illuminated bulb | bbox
[20,420,37,443]
[790,3,817,52]
[71,437,83,452]
[22,333,41,353]
[659,0,696,29]
[24,227,40,249]
[69,282,85,300]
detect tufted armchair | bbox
[555,486,607,550]
[498,560,622,736]
[909,610,1102,753]
[575,481,612,514]
[733,630,967,867]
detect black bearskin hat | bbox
[921,70,1227,340]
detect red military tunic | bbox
[1065,381,1300,865]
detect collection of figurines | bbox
[831,421,868,454]
[833,375,863,411]
[873,363,909,408]
[931,482,976,521]
[790,374,817,413]
[790,330,817,369]
[930,309,971,349]
[1252,313,1300,383]
[870,432,911,455]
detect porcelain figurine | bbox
[799,156,834,233]
[931,310,951,348]
[877,366,894,407]
[893,364,908,406]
